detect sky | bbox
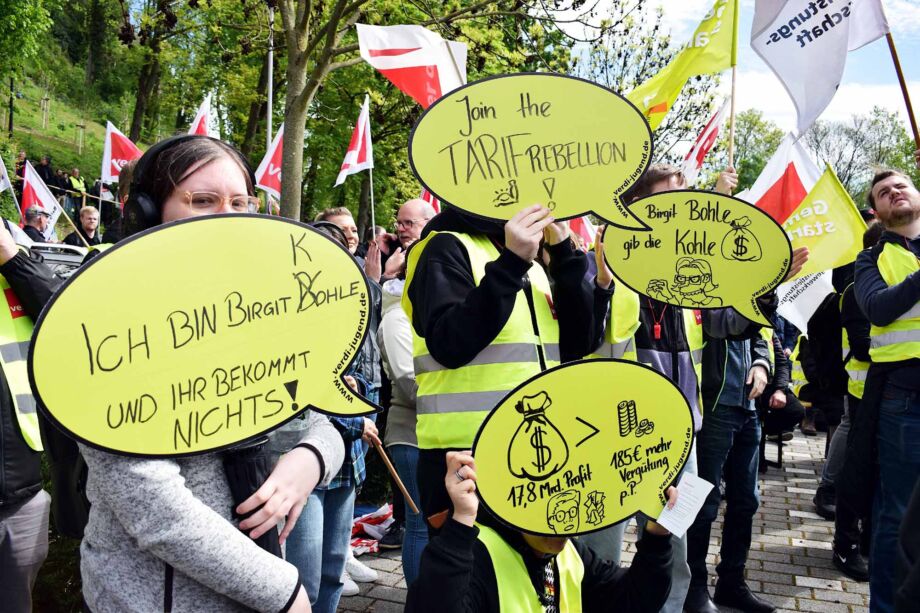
[654,0,920,134]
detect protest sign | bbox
[408,73,652,222]
[473,359,693,536]
[603,190,792,326]
[30,215,380,457]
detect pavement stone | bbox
[339,431,873,611]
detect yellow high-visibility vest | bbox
[403,231,560,449]
[869,242,920,362]
[0,274,42,451]
[840,286,869,399]
[789,336,807,396]
[477,524,584,612]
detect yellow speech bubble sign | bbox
[472,360,693,536]
[29,215,379,457]
[409,73,652,221]
[603,190,792,326]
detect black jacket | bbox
[406,207,605,371]
[0,251,61,509]
[406,517,673,613]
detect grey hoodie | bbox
[80,410,344,612]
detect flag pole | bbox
[369,168,376,234]
[886,33,920,148]
[265,3,275,216]
[728,65,737,170]
[442,40,465,87]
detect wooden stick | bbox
[56,206,91,248]
[728,65,738,169]
[887,33,920,148]
[373,441,420,515]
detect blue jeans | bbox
[286,485,356,613]
[389,444,428,586]
[871,387,920,613]
[687,404,761,590]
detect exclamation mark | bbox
[542,178,557,210]
[284,380,299,412]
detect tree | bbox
[701,109,783,192]
[572,1,721,163]
[0,0,52,70]
[275,0,606,223]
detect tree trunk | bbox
[141,59,162,140]
[356,172,371,238]
[241,56,270,157]
[130,52,160,141]
[279,42,308,220]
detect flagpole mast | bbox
[265,4,275,215]
[728,65,737,170]
[369,168,376,234]
[886,33,920,148]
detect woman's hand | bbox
[361,418,381,446]
[236,446,322,545]
[594,226,613,290]
[364,239,381,283]
[445,451,478,527]
[505,205,554,263]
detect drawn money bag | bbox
[721,217,762,262]
[507,391,569,481]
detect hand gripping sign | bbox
[409,73,653,221]
[472,359,693,536]
[29,215,380,457]
[603,191,792,326]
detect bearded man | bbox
[851,168,920,612]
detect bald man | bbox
[383,199,435,280]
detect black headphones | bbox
[123,135,257,237]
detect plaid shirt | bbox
[318,375,378,491]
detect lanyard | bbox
[646,298,668,341]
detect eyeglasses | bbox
[394,217,428,230]
[184,191,260,214]
[551,507,578,522]
[674,274,710,284]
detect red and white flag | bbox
[255,123,284,199]
[681,99,730,186]
[101,121,143,183]
[737,133,824,332]
[188,94,212,136]
[335,96,373,187]
[21,161,62,231]
[357,24,467,108]
[419,188,440,214]
[568,216,596,251]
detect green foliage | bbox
[0,0,52,70]
[701,109,784,193]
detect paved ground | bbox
[340,431,870,612]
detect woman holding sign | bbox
[0,136,345,612]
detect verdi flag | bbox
[783,165,867,281]
[255,123,284,200]
[101,121,143,183]
[188,94,212,136]
[626,0,738,131]
[335,95,373,187]
[0,155,12,194]
[751,0,888,135]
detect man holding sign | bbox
[405,452,678,612]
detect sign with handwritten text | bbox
[409,73,653,222]
[473,359,693,536]
[29,215,379,457]
[603,191,792,325]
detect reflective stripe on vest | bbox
[477,524,583,612]
[839,288,869,399]
[870,242,920,362]
[0,275,41,451]
[403,231,560,449]
[789,336,807,396]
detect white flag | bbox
[0,155,12,194]
[751,0,888,135]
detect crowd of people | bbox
[11,149,119,245]
[1,133,920,613]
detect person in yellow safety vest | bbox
[846,167,920,612]
[757,330,806,445]
[820,222,883,583]
[405,451,678,613]
[403,204,608,533]
[0,236,58,611]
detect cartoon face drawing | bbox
[671,257,722,307]
[547,490,581,534]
